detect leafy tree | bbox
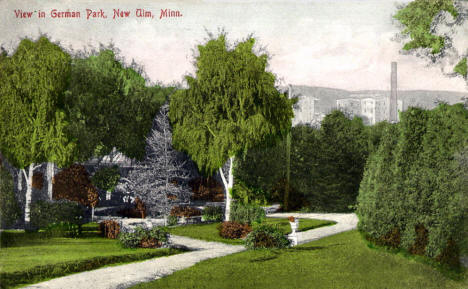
[394,0,467,86]
[64,48,172,162]
[454,58,467,78]
[394,0,458,54]
[123,104,192,222]
[170,34,294,220]
[314,111,368,211]
[53,164,99,220]
[0,37,76,226]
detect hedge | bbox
[357,104,468,267]
[0,249,183,289]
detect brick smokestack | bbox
[389,62,398,122]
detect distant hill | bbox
[289,85,467,114]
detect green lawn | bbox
[0,223,183,288]
[132,230,467,289]
[168,218,335,245]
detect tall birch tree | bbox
[0,37,75,226]
[170,34,294,220]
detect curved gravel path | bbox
[23,213,358,289]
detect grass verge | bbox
[131,230,467,289]
[0,223,184,288]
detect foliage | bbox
[189,177,225,202]
[99,220,120,239]
[0,37,76,169]
[169,34,294,176]
[202,206,224,222]
[32,172,44,190]
[118,226,169,248]
[43,222,82,238]
[0,166,20,228]
[91,166,121,192]
[170,206,202,217]
[357,104,468,267]
[167,215,178,226]
[52,164,99,208]
[235,111,369,212]
[394,0,458,54]
[123,105,191,217]
[234,139,287,204]
[29,200,84,230]
[217,221,252,239]
[244,224,290,249]
[230,202,266,225]
[64,48,172,161]
[454,58,467,78]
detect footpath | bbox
[24,213,358,289]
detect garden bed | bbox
[168,218,335,245]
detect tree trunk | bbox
[23,164,34,225]
[219,157,234,221]
[17,170,22,191]
[91,206,95,221]
[46,162,54,200]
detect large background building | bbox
[288,63,466,127]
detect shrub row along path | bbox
[24,213,358,289]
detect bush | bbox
[357,104,468,267]
[53,164,99,208]
[44,222,82,238]
[167,215,178,226]
[202,206,224,222]
[99,220,120,239]
[0,166,20,228]
[230,202,265,225]
[245,224,291,249]
[119,226,169,248]
[30,200,84,230]
[217,221,252,239]
[170,206,201,217]
[91,166,121,192]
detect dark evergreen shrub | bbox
[202,206,224,221]
[217,221,252,239]
[230,202,265,225]
[245,224,291,249]
[30,200,84,230]
[0,166,20,228]
[357,104,468,267]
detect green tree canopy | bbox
[170,34,293,220]
[64,49,172,161]
[0,37,75,169]
[170,34,294,176]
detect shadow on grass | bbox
[249,243,344,263]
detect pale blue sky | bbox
[1,0,466,91]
